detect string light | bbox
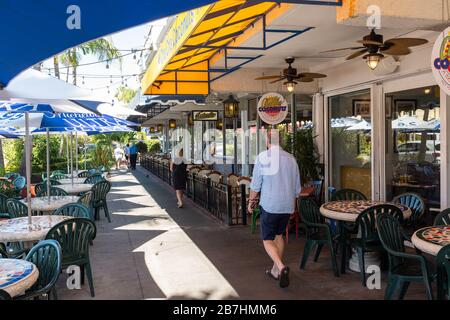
[110,76,113,84]
[82,76,85,85]
[106,60,110,69]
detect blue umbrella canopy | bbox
[0,0,217,87]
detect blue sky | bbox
[41,18,167,103]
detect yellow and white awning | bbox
[141,0,291,95]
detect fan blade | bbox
[298,72,327,79]
[357,39,384,46]
[320,47,365,53]
[385,38,428,47]
[381,46,411,56]
[346,49,368,60]
[254,75,282,80]
[270,77,286,84]
[297,77,314,83]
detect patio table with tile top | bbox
[412,226,450,256]
[57,184,93,195]
[0,258,38,297]
[21,196,80,214]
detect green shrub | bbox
[146,139,161,154]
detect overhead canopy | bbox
[141,0,288,95]
[0,0,218,88]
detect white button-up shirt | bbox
[250,145,301,214]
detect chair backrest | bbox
[299,197,323,226]
[53,203,91,219]
[78,191,93,209]
[34,183,45,196]
[434,208,450,226]
[45,218,96,261]
[51,172,67,180]
[207,171,222,184]
[0,193,8,213]
[84,174,104,185]
[377,213,406,255]
[5,173,19,180]
[436,244,450,299]
[356,204,404,244]
[0,289,12,300]
[92,180,111,202]
[227,173,239,187]
[12,176,26,190]
[24,240,62,297]
[237,176,251,187]
[0,244,8,258]
[7,199,28,218]
[37,186,68,197]
[332,188,367,201]
[392,192,425,223]
[77,171,90,178]
[197,169,211,178]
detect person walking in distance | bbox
[124,143,130,168]
[170,148,187,208]
[248,132,301,288]
[129,141,138,170]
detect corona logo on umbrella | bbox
[432,27,450,95]
[257,93,288,125]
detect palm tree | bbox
[115,86,137,104]
[59,38,121,85]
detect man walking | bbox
[129,141,138,170]
[248,133,301,288]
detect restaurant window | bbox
[328,89,372,199]
[385,86,440,208]
[295,94,313,129]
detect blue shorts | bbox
[260,206,291,241]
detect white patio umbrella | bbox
[330,117,363,128]
[346,119,372,131]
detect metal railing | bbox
[141,153,246,226]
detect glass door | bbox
[328,89,372,199]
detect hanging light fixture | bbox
[364,53,383,70]
[188,113,194,126]
[157,124,163,132]
[223,94,239,118]
[169,119,177,129]
[150,127,155,133]
[285,80,297,93]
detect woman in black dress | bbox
[170,148,187,208]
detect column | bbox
[440,91,450,209]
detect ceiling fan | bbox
[322,29,428,70]
[254,57,327,92]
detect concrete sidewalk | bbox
[57,167,429,300]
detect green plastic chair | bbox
[92,180,111,222]
[52,203,91,219]
[12,176,26,190]
[392,192,425,227]
[46,178,61,186]
[331,188,367,201]
[0,244,8,258]
[45,218,97,297]
[299,198,339,277]
[436,244,450,300]
[5,173,19,180]
[351,204,403,286]
[434,208,450,226]
[78,191,94,220]
[37,186,68,197]
[50,172,67,180]
[251,207,260,234]
[377,213,434,300]
[6,198,28,218]
[84,174,104,185]
[77,171,90,178]
[34,183,45,196]
[0,193,11,219]
[0,289,11,300]
[14,240,62,300]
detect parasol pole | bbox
[25,112,32,225]
[84,135,87,171]
[46,128,51,203]
[75,131,78,175]
[66,134,70,174]
[70,132,74,186]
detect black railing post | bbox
[205,178,210,210]
[240,184,247,225]
[226,185,233,226]
[192,174,196,202]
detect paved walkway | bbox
[57,166,430,300]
